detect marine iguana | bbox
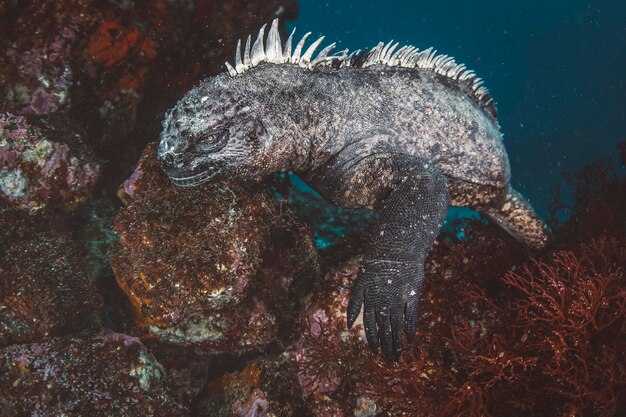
[158,19,550,360]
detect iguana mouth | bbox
[169,170,217,187]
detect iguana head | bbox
[158,75,269,187]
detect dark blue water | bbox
[290,0,626,216]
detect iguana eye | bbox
[193,129,229,152]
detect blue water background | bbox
[288,0,626,218]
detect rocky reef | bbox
[295,232,625,416]
[0,330,188,416]
[0,204,102,348]
[0,113,100,212]
[111,144,318,351]
[197,356,307,416]
[0,1,304,414]
[0,1,624,416]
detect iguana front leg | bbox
[306,151,449,360]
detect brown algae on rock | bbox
[0,205,103,347]
[110,143,318,351]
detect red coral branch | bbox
[501,237,626,417]
[296,234,625,416]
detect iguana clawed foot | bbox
[347,258,424,360]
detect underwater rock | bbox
[303,258,366,343]
[0,0,81,116]
[0,0,180,118]
[0,0,179,167]
[201,362,271,417]
[111,144,318,352]
[0,113,100,212]
[295,257,367,415]
[139,343,216,407]
[0,205,103,348]
[196,355,305,417]
[0,330,188,416]
[293,259,377,417]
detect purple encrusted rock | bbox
[0,330,188,416]
[303,258,367,345]
[290,259,372,416]
[0,113,100,212]
[2,27,76,115]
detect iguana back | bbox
[157,19,550,361]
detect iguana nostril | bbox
[162,153,175,167]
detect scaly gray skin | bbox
[158,20,550,360]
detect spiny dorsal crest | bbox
[225,19,497,119]
[225,19,348,75]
